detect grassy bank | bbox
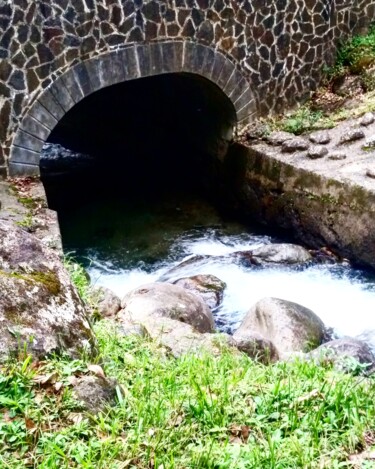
[1,319,375,468]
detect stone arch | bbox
[9,41,255,177]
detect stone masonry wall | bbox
[1,0,375,177]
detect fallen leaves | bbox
[228,423,251,444]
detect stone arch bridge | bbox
[0,0,374,177]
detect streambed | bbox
[56,191,375,349]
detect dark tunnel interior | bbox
[42,72,237,211]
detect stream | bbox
[54,187,375,349]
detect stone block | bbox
[136,43,151,77]
[28,101,58,131]
[48,78,76,113]
[237,106,256,124]
[121,46,139,81]
[149,42,164,75]
[0,165,7,179]
[13,130,44,153]
[210,52,227,84]
[72,62,94,98]
[183,42,206,74]
[200,46,215,79]
[228,76,247,102]
[224,68,244,96]
[9,146,41,165]
[38,89,65,121]
[61,70,84,104]
[172,41,184,72]
[234,87,255,113]
[8,162,40,178]
[161,42,177,73]
[216,59,235,90]
[20,115,50,141]
[82,59,102,92]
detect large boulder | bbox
[0,220,96,360]
[235,297,326,355]
[172,274,226,310]
[119,282,215,333]
[119,315,233,358]
[250,243,312,265]
[310,338,375,375]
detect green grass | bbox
[1,320,375,468]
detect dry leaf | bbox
[67,376,79,386]
[1,410,14,423]
[228,423,250,443]
[25,417,37,433]
[87,364,106,379]
[68,413,84,425]
[54,382,63,392]
[229,435,243,445]
[293,389,323,406]
[33,372,58,386]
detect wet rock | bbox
[328,152,347,161]
[266,131,294,146]
[309,130,331,144]
[281,137,309,153]
[232,330,279,364]
[360,112,375,126]
[91,286,121,318]
[307,145,329,159]
[362,135,375,150]
[366,168,375,179]
[338,128,365,145]
[40,143,95,173]
[172,274,226,310]
[73,375,118,413]
[158,255,212,281]
[119,282,215,333]
[236,297,326,355]
[250,243,312,265]
[310,338,375,375]
[132,316,234,358]
[245,122,269,140]
[0,220,96,360]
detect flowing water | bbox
[56,191,375,348]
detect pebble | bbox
[328,152,347,161]
[366,168,375,179]
[266,131,294,146]
[309,130,331,144]
[338,128,365,145]
[360,112,375,127]
[281,137,309,153]
[362,135,375,150]
[307,145,329,159]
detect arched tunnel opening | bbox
[43,73,236,206]
[41,72,240,267]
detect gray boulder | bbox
[0,220,96,360]
[73,375,118,413]
[119,282,215,333]
[136,316,233,358]
[172,274,226,310]
[91,286,121,317]
[250,243,312,265]
[232,330,279,364]
[310,338,375,375]
[235,297,326,355]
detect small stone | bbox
[266,131,294,146]
[73,375,119,413]
[360,112,375,127]
[362,135,375,150]
[328,152,347,161]
[338,128,365,145]
[366,168,375,178]
[281,137,309,153]
[309,130,331,144]
[307,145,329,159]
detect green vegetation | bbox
[63,257,91,303]
[333,24,375,78]
[1,321,375,468]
